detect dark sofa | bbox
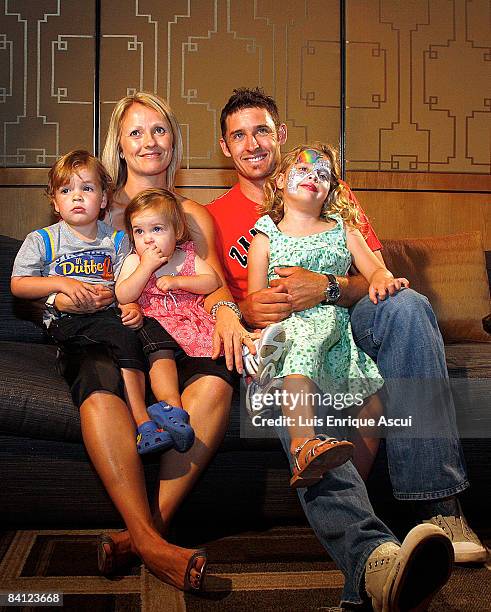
[1,232,490,538]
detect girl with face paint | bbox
[244,144,409,486]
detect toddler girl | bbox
[246,145,409,487]
[116,188,231,447]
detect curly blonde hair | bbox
[260,143,362,231]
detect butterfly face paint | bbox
[286,149,332,194]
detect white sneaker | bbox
[365,524,454,612]
[245,376,283,420]
[423,501,488,563]
[242,323,286,385]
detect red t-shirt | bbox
[207,182,382,303]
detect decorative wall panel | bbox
[2,1,488,173]
[100,0,341,168]
[346,0,490,173]
[0,0,94,166]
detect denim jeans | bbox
[275,288,469,604]
[277,427,398,605]
[349,288,469,499]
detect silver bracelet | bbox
[210,300,242,320]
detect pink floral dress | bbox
[138,241,219,357]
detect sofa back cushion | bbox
[0,234,46,343]
[382,232,490,343]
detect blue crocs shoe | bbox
[136,421,174,455]
[147,401,195,453]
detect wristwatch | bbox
[321,274,341,305]
[45,292,60,318]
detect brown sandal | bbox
[97,533,139,576]
[290,435,354,488]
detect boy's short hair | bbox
[220,87,281,138]
[124,188,192,246]
[46,150,114,218]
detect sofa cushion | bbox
[0,339,275,451]
[382,232,490,343]
[0,235,45,343]
[0,341,81,442]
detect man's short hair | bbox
[220,87,280,138]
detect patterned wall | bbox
[0,0,489,172]
[346,0,490,172]
[100,0,341,168]
[0,0,94,165]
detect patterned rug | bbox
[0,527,489,611]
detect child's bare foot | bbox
[97,529,139,576]
[136,532,207,592]
[290,435,354,488]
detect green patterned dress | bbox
[254,214,383,403]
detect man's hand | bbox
[239,285,292,329]
[119,303,144,329]
[55,285,114,314]
[271,266,372,309]
[270,267,326,312]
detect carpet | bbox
[0,528,489,611]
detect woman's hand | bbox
[57,278,101,309]
[369,270,409,304]
[55,285,114,313]
[55,284,114,313]
[211,305,256,374]
[120,303,144,329]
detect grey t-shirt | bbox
[12,220,131,322]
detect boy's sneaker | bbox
[365,524,453,612]
[423,501,488,563]
[242,323,286,385]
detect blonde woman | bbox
[54,92,254,592]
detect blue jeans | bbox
[277,288,468,604]
[277,429,398,605]
[350,288,468,500]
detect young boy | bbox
[11,149,193,455]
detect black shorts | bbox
[49,308,146,371]
[139,317,237,389]
[60,343,126,407]
[61,316,236,407]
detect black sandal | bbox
[183,548,207,592]
[97,533,139,576]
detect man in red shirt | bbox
[207,88,485,610]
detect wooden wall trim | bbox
[0,168,49,186]
[346,171,491,192]
[2,167,489,193]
